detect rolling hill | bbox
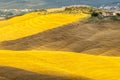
[0,50,120,80]
[0,7,120,80]
[0,17,120,56]
[0,12,89,42]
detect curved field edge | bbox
[0,50,120,80]
[0,12,89,42]
[0,66,91,80]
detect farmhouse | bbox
[102,11,120,17]
[114,11,120,16]
[102,11,114,16]
[91,11,120,17]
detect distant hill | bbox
[0,0,120,9]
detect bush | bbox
[116,13,120,16]
[91,12,99,17]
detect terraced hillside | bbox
[1,17,120,56]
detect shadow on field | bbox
[0,66,92,80]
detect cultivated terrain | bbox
[0,7,120,80]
